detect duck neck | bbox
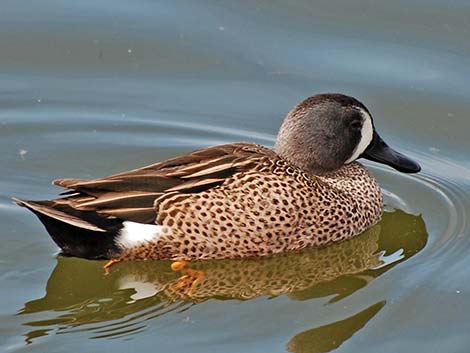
[318,162,383,204]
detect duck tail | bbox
[12,198,123,259]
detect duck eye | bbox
[350,120,362,131]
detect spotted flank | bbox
[14,93,421,261]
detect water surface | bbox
[1,1,470,352]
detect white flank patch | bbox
[345,108,374,164]
[116,221,166,249]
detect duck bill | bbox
[362,131,421,173]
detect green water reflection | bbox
[19,209,427,349]
[286,301,386,353]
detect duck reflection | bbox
[19,210,427,346]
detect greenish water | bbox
[1,1,470,352]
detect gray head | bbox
[275,93,421,175]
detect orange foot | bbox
[170,260,205,298]
[104,259,122,273]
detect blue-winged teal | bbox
[14,93,420,267]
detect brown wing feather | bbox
[50,143,272,224]
[98,207,156,224]
[12,198,107,232]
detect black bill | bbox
[362,131,421,173]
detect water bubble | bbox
[19,149,28,160]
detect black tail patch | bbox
[14,198,123,259]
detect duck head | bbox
[275,93,421,175]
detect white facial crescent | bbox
[345,108,374,164]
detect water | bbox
[1,1,470,352]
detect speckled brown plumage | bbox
[115,143,382,261]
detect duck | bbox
[14,93,421,270]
